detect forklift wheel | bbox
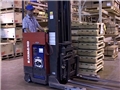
[24,74,31,83]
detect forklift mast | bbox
[48,1,71,77]
[48,1,78,85]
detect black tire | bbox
[24,74,31,83]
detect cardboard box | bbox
[1,28,22,38]
[0,12,22,24]
[1,42,14,56]
[1,0,22,9]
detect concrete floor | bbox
[1,53,120,90]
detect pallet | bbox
[79,54,104,63]
[85,6,120,16]
[105,52,118,59]
[0,8,22,14]
[71,22,105,29]
[79,60,104,70]
[1,38,22,42]
[2,54,14,60]
[105,31,119,36]
[72,36,104,43]
[73,42,105,50]
[28,2,47,11]
[71,29,104,36]
[78,64,104,75]
[104,54,118,60]
[15,52,23,57]
[104,7,120,16]
[78,49,104,56]
[104,45,118,56]
[1,23,22,28]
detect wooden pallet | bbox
[104,54,118,61]
[72,36,104,43]
[0,8,22,14]
[104,7,120,16]
[15,52,23,57]
[79,54,104,63]
[78,64,104,75]
[71,22,105,29]
[2,54,14,60]
[105,52,118,59]
[86,6,120,14]
[1,23,22,28]
[73,42,105,50]
[78,49,104,56]
[71,29,104,36]
[105,31,119,36]
[79,60,104,69]
[2,38,22,42]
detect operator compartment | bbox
[23,32,49,84]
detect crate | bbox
[1,0,22,9]
[72,36,104,43]
[71,29,104,36]
[78,49,104,56]
[1,27,22,38]
[79,60,104,70]
[14,42,23,54]
[1,42,14,56]
[73,42,105,50]
[79,54,104,63]
[0,12,22,24]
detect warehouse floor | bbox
[1,53,120,90]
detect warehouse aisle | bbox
[1,57,54,90]
[1,53,120,90]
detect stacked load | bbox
[71,1,79,22]
[104,45,118,59]
[71,22,105,75]
[0,0,23,59]
[85,0,120,16]
[103,19,119,59]
[104,20,119,37]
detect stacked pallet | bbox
[0,0,23,59]
[71,22,105,75]
[71,1,79,22]
[85,0,120,16]
[104,20,119,37]
[103,19,119,59]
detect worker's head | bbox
[26,4,35,17]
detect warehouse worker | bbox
[22,4,44,33]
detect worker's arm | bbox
[22,18,31,33]
[35,19,44,32]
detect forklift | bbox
[23,1,120,90]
